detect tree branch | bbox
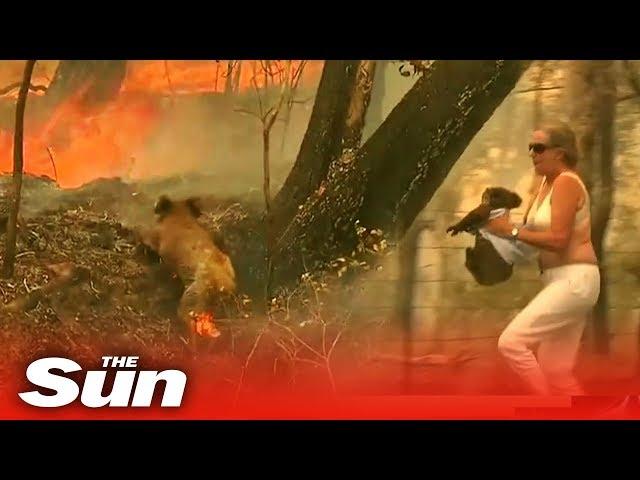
[250,62,265,118]
[233,107,262,119]
[0,82,47,97]
[617,93,640,103]
[163,60,176,105]
[515,85,563,94]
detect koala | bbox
[139,195,237,344]
[446,187,522,236]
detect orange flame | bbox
[193,311,220,338]
[0,60,324,188]
[123,60,323,95]
[0,91,162,188]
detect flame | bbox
[0,91,163,188]
[192,311,220,338]
[123,60,324,95]
[0,60,324,188]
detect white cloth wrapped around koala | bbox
[477,208,538,266]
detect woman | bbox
[485,123,600,396]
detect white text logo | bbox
[19,356,187,408]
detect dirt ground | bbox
[0,174,638,404]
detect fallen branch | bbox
[2,262,90,313]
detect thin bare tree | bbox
[3,60,36,278]
[234,60,293,300]
[278,61,308,160]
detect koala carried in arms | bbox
[446,187,537,285]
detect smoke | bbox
[127,93,315,201]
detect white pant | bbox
[498,263,601,395]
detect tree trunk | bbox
[39,60,127,116]
[394,220,430,392]
[362,60,388,140]
[263,126,273,300]
[523,61,547,224]
[224,61,235,96]
[270,60,360,234]
[591,63,616,355]
[533,60,548,128]
[278,61,308,161]
[3,60,36,279]
[358,60,531,237]
[270,60,530,286]
[567,60,617,354]
[342,61,377,152]
[0,61,128,131]
[233,61,242,94]
[568,61,597,195]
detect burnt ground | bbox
[0,173,390,396]
[0,174,638,404]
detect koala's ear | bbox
[154,195,173,215]
[185,197,203,218]
[511,192,523,208]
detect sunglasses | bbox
[528,143,553,154]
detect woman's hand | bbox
[484,214,514,238]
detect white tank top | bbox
[526,171,590,231]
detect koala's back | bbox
[156,212,235,290]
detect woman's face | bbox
[529,130,564,176]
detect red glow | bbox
[0,335,638,420]
[0,60,323,188]
[0,91,162,188]
[122,60,323,95]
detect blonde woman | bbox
[486,123,599,396]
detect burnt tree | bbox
[362,60,388,140]
[359,61,530,237]
[0,61,128,131]
[341,61,377,152]
[44,60,127,109]
[270,60,360,234]
[567,60,617,354]
[3,60,36,278]
[269,60,530,287]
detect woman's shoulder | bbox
[552,171,589,210]
[554,171,587,193]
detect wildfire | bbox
[192,311,221,338]
[123,60,324,95]
[0,91,163,189]
[0,60,324,188]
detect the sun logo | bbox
[18,356,187,408]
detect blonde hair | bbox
[539,122,579,168]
